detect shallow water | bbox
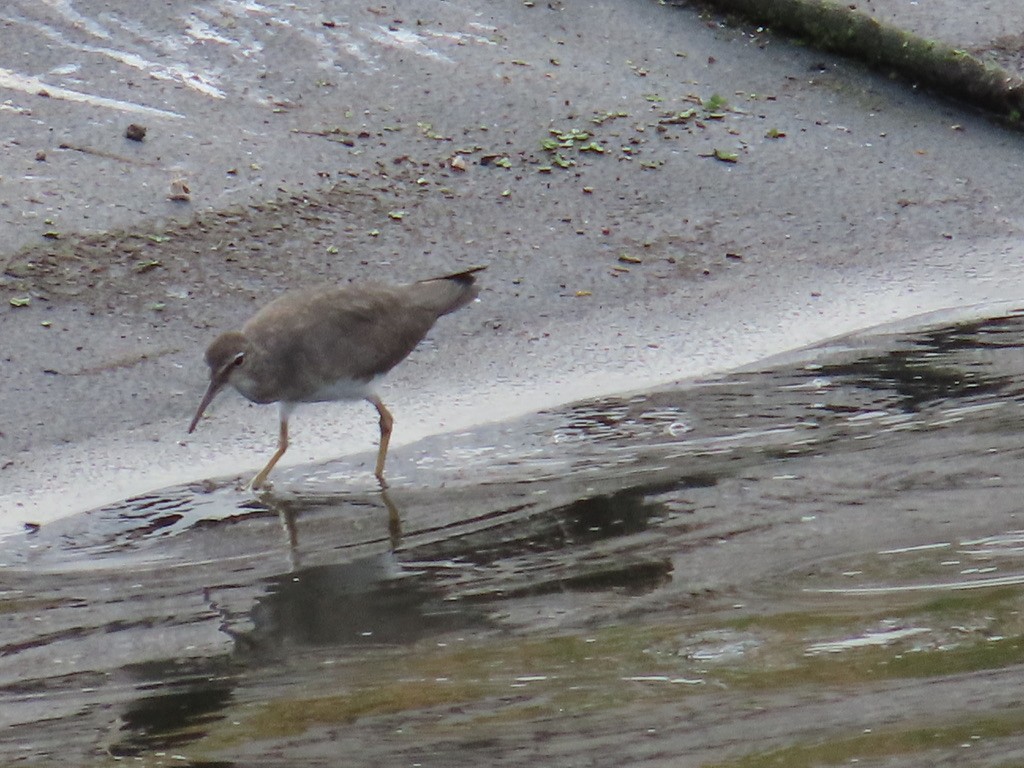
[5,308,1024,766]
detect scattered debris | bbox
[480,154,513,168]
[133,259,162,274]
[59,142,160,167]
[591,110,628,125]
[125,123,147,141]
[660,109,699,127]
[418,122,450,141]
[169,178,191,202]
[701,147,739,163]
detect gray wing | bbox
[243,284,442,401]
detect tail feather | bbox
[415,265,485,317]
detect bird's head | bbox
[187,331,250,433]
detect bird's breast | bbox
[299,373,384,404]
[229,363,382,404]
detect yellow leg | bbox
[252,415,289,490]
[368,395,394,486]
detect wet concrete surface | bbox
[3,0,1024,519]
[5,308,1024,765]
[857,0,1024,72]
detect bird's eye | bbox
[232,352,246,367]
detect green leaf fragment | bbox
[704,93,729,111]
[548,127,590,143]
[660,108,697,125]
[133,259,162,273]
[591,110,628,125]
[9,296,30,307]
[713,148,739,162]
[388,210,406,220]
[416,122,448,140]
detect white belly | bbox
[301,373,384,404]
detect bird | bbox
[187,266,484,489]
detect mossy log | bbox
[679,0,1024,120]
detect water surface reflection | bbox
[5,309,1024,765]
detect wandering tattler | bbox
[188,266,483,488]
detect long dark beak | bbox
[188,377,225,433]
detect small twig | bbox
[58,142,163,167]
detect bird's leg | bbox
[367,395,394,486]
[251,411,290,490]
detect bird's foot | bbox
[248,473,273,492]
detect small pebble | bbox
[125,123,147,141]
